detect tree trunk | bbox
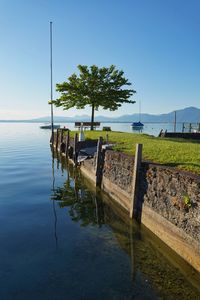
[91,104,95,130]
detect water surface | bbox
[47,121,183,136]
[0,123,200,300]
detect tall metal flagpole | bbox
[50,21,54,144]
[50,22,57,247]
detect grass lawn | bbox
[69,130,200,175]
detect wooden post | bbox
[58,129,62,152]
[65,130,70,157]
[55,129,59,149]
[59,129,67,153]
[60,129,64,144]
[73,133,78,166]
[198,123,200,132]
[158,129,163,137]
[189,123,192,133]
[130,144,143,219]
[182,123,185,133]
[95,137,103,187]
[50,130,54,145]
[174,111,177,133]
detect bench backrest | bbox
[75,122,100,127]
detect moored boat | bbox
[40,124,60,129]
[131,121,144,129]
[131,100,144,130]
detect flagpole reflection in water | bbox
[51,151,58,249]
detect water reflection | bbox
[51,154,58,248]
[51,164,104,227]
[131,127,143,133]
[51,150,200,299]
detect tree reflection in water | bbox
[51,155,105,227]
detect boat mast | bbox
[139,100,141,122]
[50,21,54,143]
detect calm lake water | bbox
[0,123,200,300]
[54,121,183,136]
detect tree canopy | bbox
[52,65,136,129]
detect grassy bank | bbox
[69,131,200,174]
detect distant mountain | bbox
[0,106,199,123]
[114,106,200,123]
[30,106,200,123]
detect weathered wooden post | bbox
[73,133,78,166]
[60,129,64,144]
[189,123,192,133]
[198,123,200,132]
[174,111,177,132]
[65,130,70,157]
[58,128,62,152]
[50,130,54,145]
[130,144,143,219]
[55,128,59,149]
[95,136,103,187]
[60,129,68,154]
[182,123,185,133]
[158,129,163,137]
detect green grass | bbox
[69,130,200,174]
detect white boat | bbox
[40,124,60,129]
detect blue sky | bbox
[0,0,199,119]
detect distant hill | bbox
[29,106,200,123]
[0,106,199,123]
[112,106,200,123]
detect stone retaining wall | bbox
[140,164,200,243]
[103,150,134,195]
[101,150,200,246]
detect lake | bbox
[49,121,183,136]
[0,123,200,300]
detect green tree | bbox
[52,65,136,130]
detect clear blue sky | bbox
[0,0,199,119]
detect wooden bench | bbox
[102,126,111,131]
[74,122,101,130]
